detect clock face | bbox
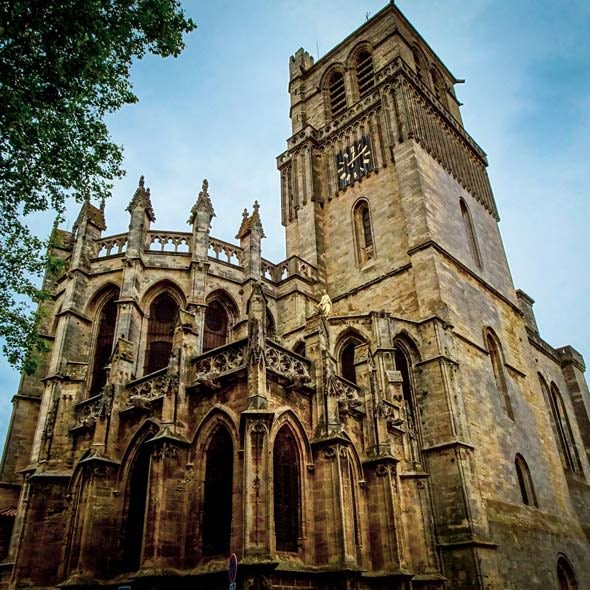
[336,136,374,189]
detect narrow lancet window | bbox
[353,200,374,265]
[549,384,582,473]
[341,339,360,385]
[557,556,578,590]
[273,427,300,551]
[144,292,179,374]
[202,427,233,555]
[89,295,118,397]
[122,444,151,572]
[487,333,514,420]
[460,199,483,269]
[515,454,537,507]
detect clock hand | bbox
[348,146,370,165]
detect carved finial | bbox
[235,208,250,239]
[99,197,106,212]
[126,174,155,221]
[250,200,265,238]
[188,178,215,224]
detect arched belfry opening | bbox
[202,426,233,556]
[273,426,301,551]
[354,49,374,97]
[144,291,179,374]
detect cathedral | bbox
[1,3,589,590]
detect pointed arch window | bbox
[557,556,578,590]
[203,300,229,352]
[122,444,151,572]
[412,46,428,85]
[353,200,375,265]
[89,295,118,397]
[293,341,306,357]
[515,454,537,507]
[486,333,514,420]
[548,383,582,473]
[394,345,416,430]
[460,198,483,269]
[144,292,179,374]
[202,427,233,555]
[355,49,374,97]
[273,427,301,551]
[340,337,363,385]
[431,68,448,108]
[328,70,346,119]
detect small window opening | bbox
[515,454,538,507]
[557,556,578,590]
[354,201,374,265]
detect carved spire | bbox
[250,200,265,237]
[126,175,155,221]
[235,208,250,239]
[73,196,106,232]
[235,202,265,239]
[188,178,215,224]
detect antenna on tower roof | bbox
[365,11,371,21]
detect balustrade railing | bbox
[147,231,191,253]
[95,233,128,257]
[329,374,363,413]
[191,339,248,385]
[261,256,316,283]
[208,237,243,266]
[126,368,176,407]
[265,341,312,385]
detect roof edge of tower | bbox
[304,1,459,83]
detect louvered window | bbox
[328,71,346,118]
[355,50,374,97]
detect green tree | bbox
[0,0,196,371]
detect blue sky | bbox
[1,0,589,446]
